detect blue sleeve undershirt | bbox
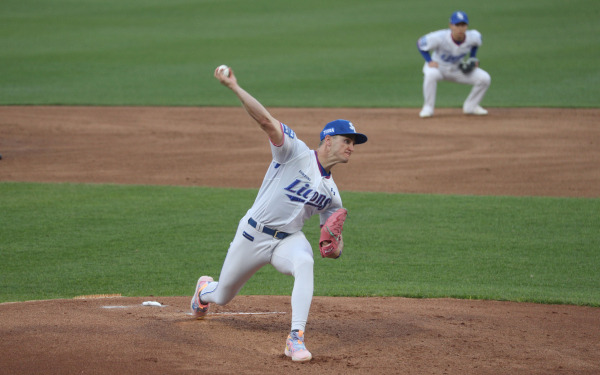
[417,42,432,62]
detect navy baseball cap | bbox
[320,119,368,144]
[450,11,469,25]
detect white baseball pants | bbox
[199,214,314,332]
[422,63,491,113]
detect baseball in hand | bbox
[217,64,230,77]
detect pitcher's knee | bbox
[293,257,314,277]
[298,257,314,271]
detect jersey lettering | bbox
[440,52,466,63]
[284,179,331,210]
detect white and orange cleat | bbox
[190,276,213,319]
[284,330,312,362]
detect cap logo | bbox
[457,12,465,20]
[348,122,356,132]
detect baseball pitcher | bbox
[190,65,367,362]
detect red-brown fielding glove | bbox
[319,208,347,258]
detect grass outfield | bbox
[1,0,599,107]
[1,182,598,306]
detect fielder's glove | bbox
[459,57,479,74]
[319,208,347,259]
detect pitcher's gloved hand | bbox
[319,208,347,258]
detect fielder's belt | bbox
[248,218,290,239]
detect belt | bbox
[248,218,290,240]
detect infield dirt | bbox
[1,106,599,374]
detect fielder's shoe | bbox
[464,105,488,115]
[419,107,434,118]
[284,330,312,362]
[190,275,213,319]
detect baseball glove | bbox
[319,208,347,258]
[459,57,478,74]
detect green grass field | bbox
[1,1,598,305]
[1,0,599,107]
[1,183,599,305]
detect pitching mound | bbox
[2,296,599,374]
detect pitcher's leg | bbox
[271,232,314,332]
[289,255,314,331]
[200,221,273,306]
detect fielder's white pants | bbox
[422,63,491,113]
[200,214,314,332]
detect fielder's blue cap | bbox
[320,119,368,144]
[450,11,469,25]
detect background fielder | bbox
[190,65,368,362]
[417,10,491,118]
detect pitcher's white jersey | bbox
[418,29,482,67]
[246,123,342,233]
